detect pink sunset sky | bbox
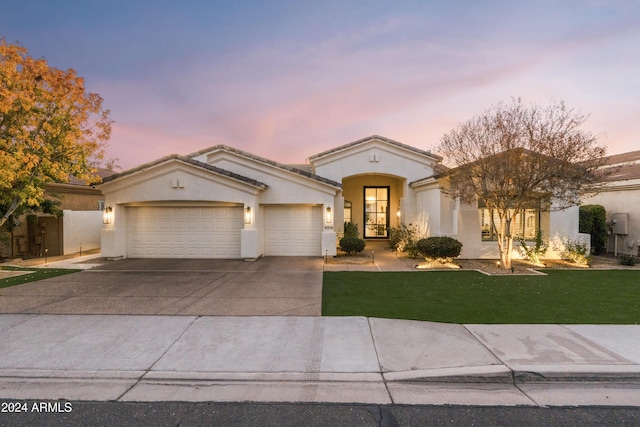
[2,1,639,170]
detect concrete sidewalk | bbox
[1,315,639,406]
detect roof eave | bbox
[99,155,268,190]
[309,135,443,162]
[191,145,342,189]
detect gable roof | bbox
[598,150,640,182]
[409,148,581,187]
[188,145,342,188]
[100,154,268,190]
[308,135,442,162]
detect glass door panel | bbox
[364,187,389,238]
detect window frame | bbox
[479,200,542,242]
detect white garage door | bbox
[264,206,322,256]
[128,206,242,258]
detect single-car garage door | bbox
[264,206,322,256]
[128,206,243,258]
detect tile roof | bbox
[286,164,313,174]
[601,150,640,166]
[308,135,442,162]
[409,163,451,187]
[100,154,268,189]
[187,145,342,188]
[64,168,116,186]
[598,150,640,182]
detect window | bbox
[480,206,540,241]
[98,200,105,211]
[364,187,389,238]
[344,200,352,224]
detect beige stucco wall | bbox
[45,183,104,211]
[100,155,341,258]
[99,160,264,258]
[311,140,438,184]
[310,138,441,240]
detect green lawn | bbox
[0,266,80,289]
[322,270,640,324]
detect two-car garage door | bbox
[128,206,242,258]
[127,205,322,258]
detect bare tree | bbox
[437,98,607,269]
[104,157,122,171]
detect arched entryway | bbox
[341,174,405,239]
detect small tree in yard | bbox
[437,98,607,270]
[0,39,112,228]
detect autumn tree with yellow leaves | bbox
[0,39,112,227]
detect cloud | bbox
[96,1,640,168]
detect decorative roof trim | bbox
[308,135,442,162]
[100,154,268,190]
[188,145,342,189]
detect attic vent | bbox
[171,178,185,189]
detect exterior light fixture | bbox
[102,206,113,224]
[396,207,401,218]
[325,207,332,224]
[244,206,252,224]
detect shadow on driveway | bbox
[0,257,323,316]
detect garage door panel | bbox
[128,206,242,259]
[264,206,321,256]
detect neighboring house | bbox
[582,150,640,256]
[0,169,113,259]
[99,135,582,260]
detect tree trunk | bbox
[497,216,513,270]
[0,197,21,229]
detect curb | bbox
[382,364,640,384]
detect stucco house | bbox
[99,135,582,260]
[583,150,640,256]
[0,168,113,259]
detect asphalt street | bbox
[2,401,640,427]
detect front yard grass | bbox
[0,266,80,289]
[322,270,640,324]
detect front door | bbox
[364,186,389,238]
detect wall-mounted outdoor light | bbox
[102,206,113,224]
[244,206,253,224]
[325,207,332,224]
[396,207,401,218]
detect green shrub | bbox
[388,227,403,251]
[518,230,548,265]
[562,238,592,266]
[618,254,638,266]
[417,236,463,260]
[339,237,365,255]
[343,222,359,238]
[579,205,607,255]
[388,223,422,257]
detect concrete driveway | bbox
[0,257,323,316]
